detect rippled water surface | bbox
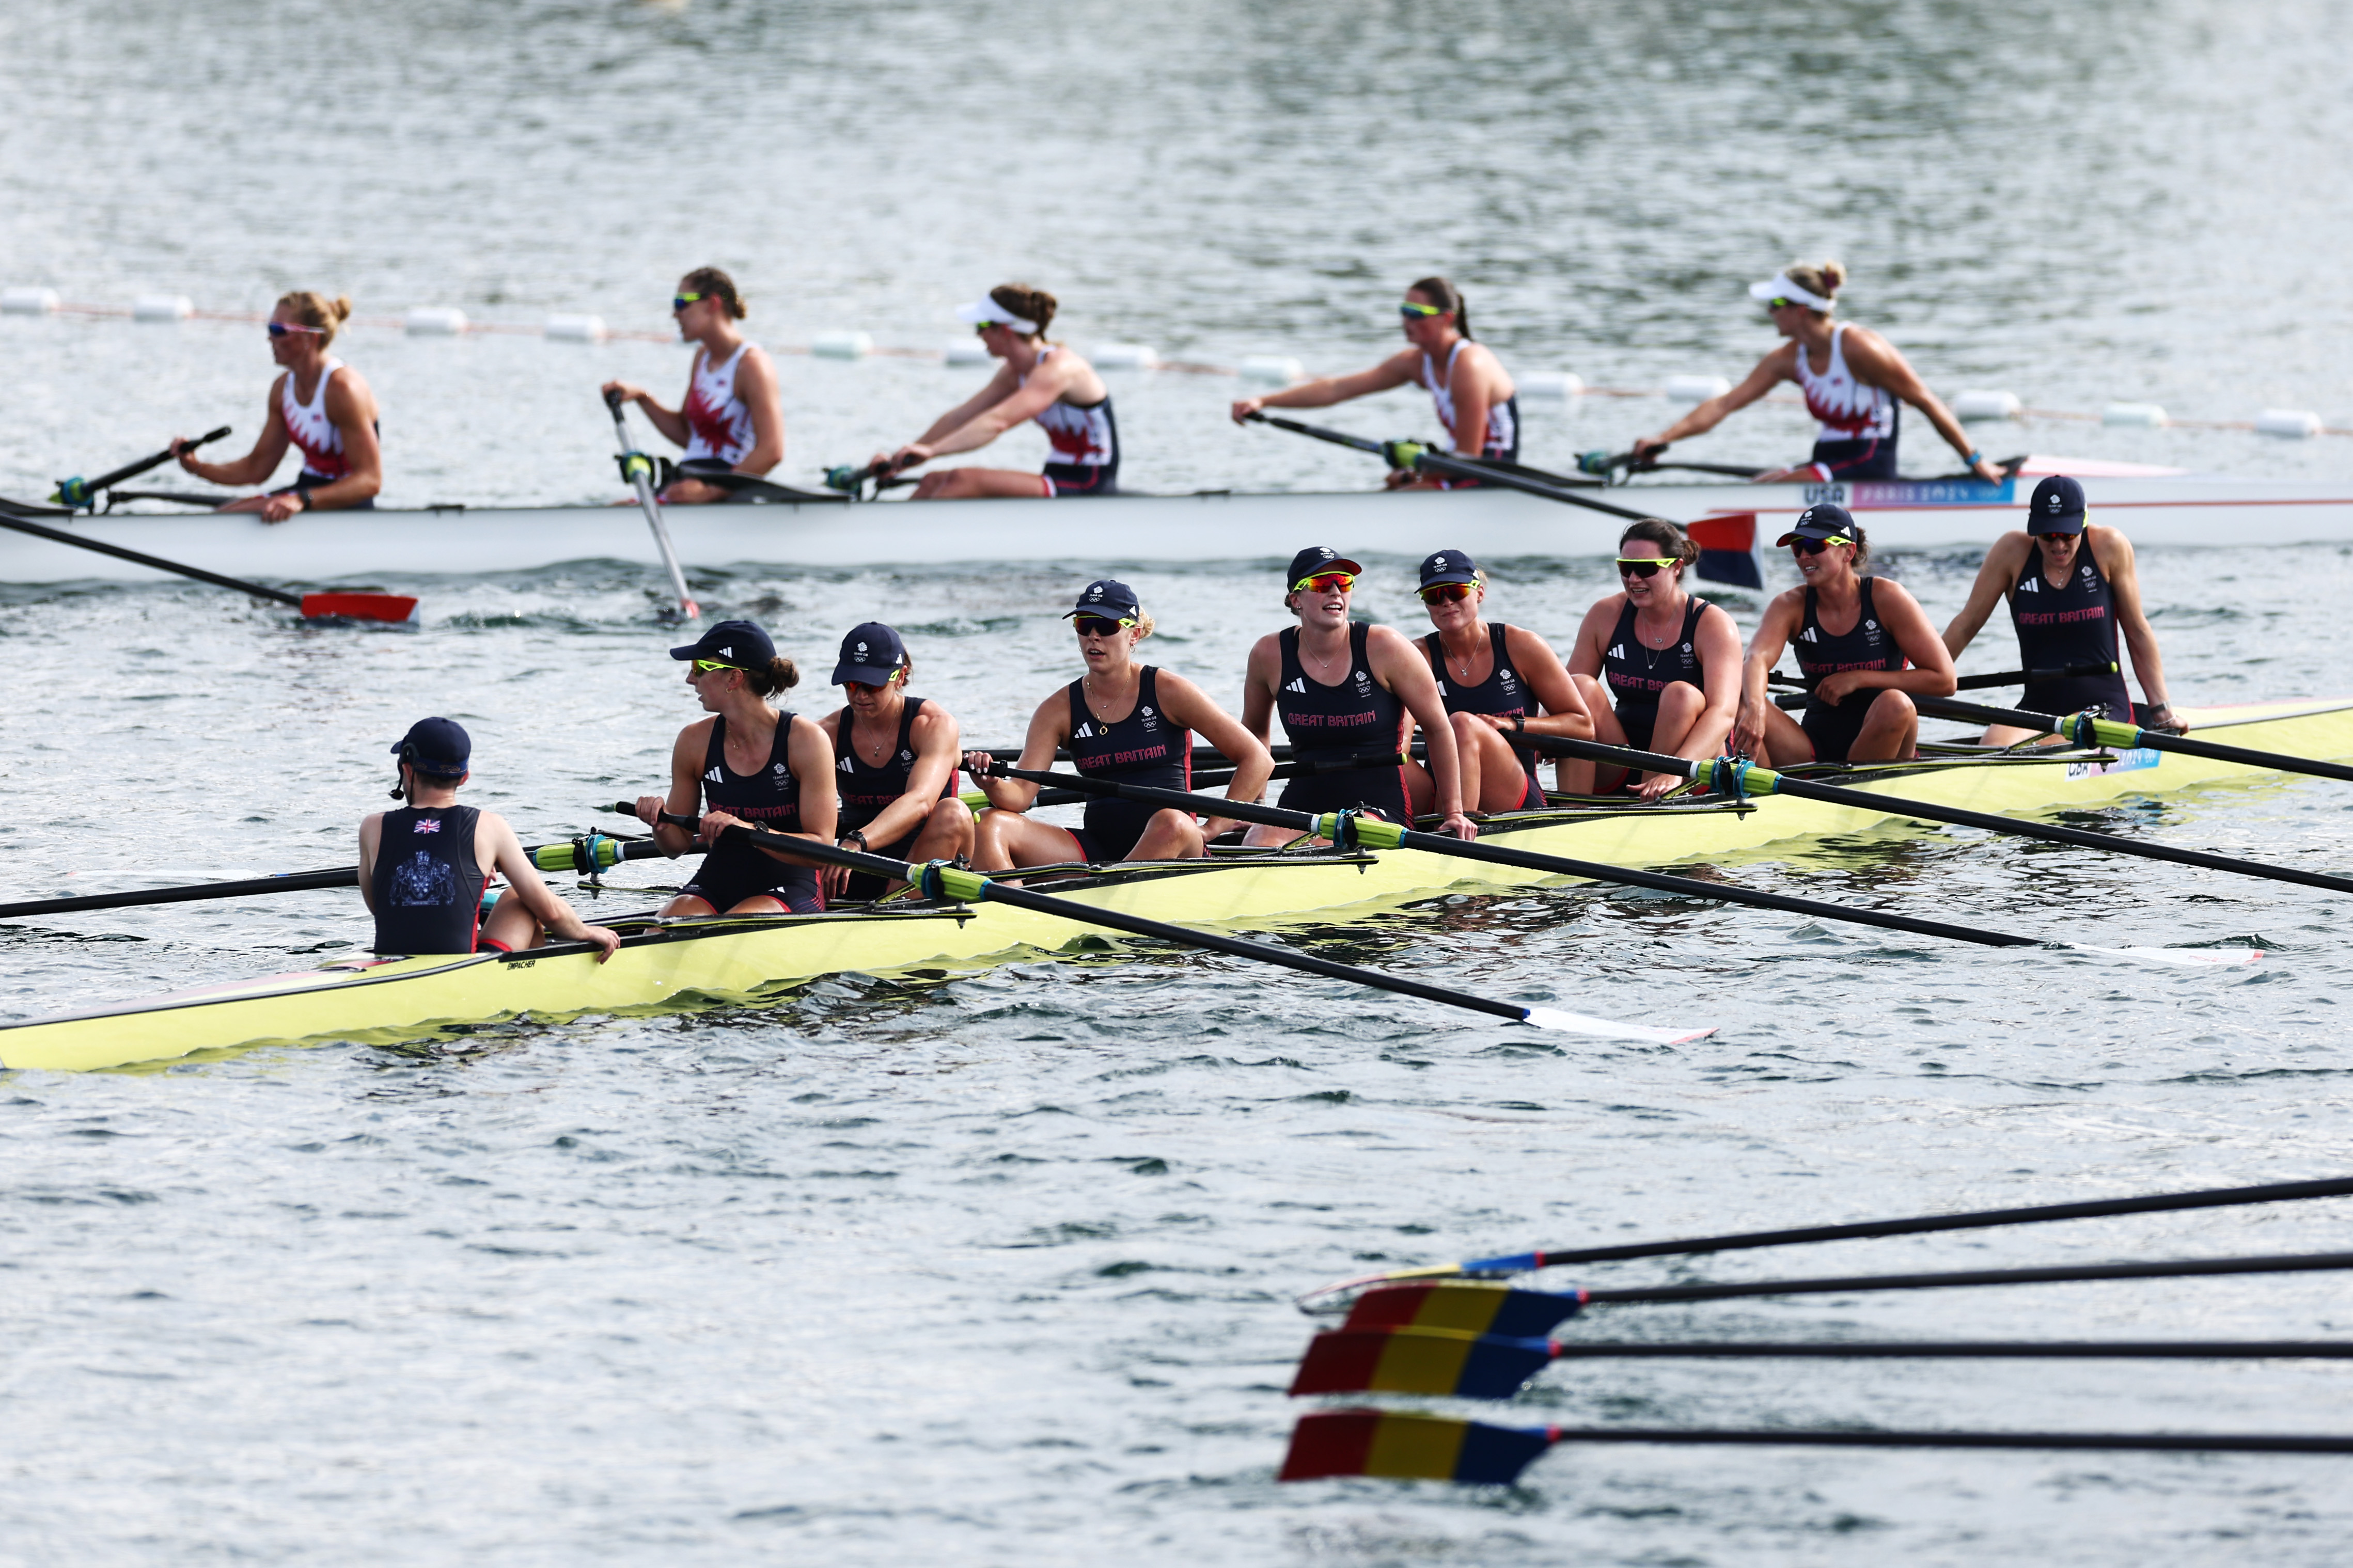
[5,2,2353,1564]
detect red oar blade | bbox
[1280,1409,1555,1484]
[1340,1281,1586,1338]
[1290,1326,1556,1399]
[299,592,418,623]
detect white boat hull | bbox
[6,470,2351,584]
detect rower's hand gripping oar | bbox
[607,804,1709,1043]
[51,426,230,510]
[0,511,418,623]
[979,761,2060,953]
[1575,447,1769,481]
[821,457,921,499]
[604,388,699,622]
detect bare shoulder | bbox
[1363,622,1417,655]
[1501,622,1561,661]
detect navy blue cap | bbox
[2029,475,2088,534]
[1417,549,1482,588]
[1286,545,1363,586]
[669,618,775,669]
[1777,502,1858,547]
[390,717,470,778]
[833,622,907,686]
[1062,579,1142,622]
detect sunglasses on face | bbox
[1765,297,1799,311]
[2037,531,2078,544]
[1398,300,1445,320]
[672,292,708,312]
[690,659,740,676]
[1789,534,1852,557]
[1293,572,1357,595]
[1072,615,1135,638]
[265,321,324,338]
[843,678,895,694]
[1617,557,1677,578]
[1419,581,1477,604]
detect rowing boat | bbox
[6,695,2346,1073]
[5,459,2350,586]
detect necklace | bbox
[1083,674,1133,718]
[1301,630,1347,675]
[1634,595,1686,673]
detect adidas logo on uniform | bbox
[1798,626,1818,642]
[839,757,854,772]
[1608,643,1626,660]
[705,766,724,782]
[2018,577,2039,593]
[1075,722,1095,738]
[1284,677,1307,693]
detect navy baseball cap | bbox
[1062,579,1142,622]
[390,717,470,778]
[669,617,775,669]
[1777,502,1858,547]
[1417,549,1481,588]
[1286,545,1363,586]
[2029,475,2088,534]
[832,622,907,686]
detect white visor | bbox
[1749,273,1836,311]
[956,299,1039,333]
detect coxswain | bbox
[1230,277,1516,490]
[878,286,1119,498]
[1735,505,1956,765]
[174,291,382,521]
[1560,519,1744,798]
[819,622,975,900]
[962,580,1270,868]
[1940,474,2183,741]
[1633,261,2001,486]
[601,267,786,504]
[631,619,837,913]
[1239,547,1477,844]
[1410,549,1593,813]
[359,718,618,960]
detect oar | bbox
[1536,731,2353,900]
[1245,412,1654,523]
[1576,447,1768,480]
[1767,674,2353,786]
[0,834,668,922]
[1292,1325,2353,1399]
[91,488,240,509]
[51,427,230,510]
[980,761,2202,958]
[1280,1411,2353,1484]
[1954,660,2119,692]
[613,805,1707,1042]
[962,751,1406,811]
[0,512,417,622]
[1297,1173,2353,1303]
[604,389,699,622]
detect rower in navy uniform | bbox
[1230,277,1516,490]
[631,619,838,914]
[1561,518,1744,799]
[359,718,618,960]
[1939,474,2185,743]
[964,580,1270,869]
[877,284,1120,498]
[1632,260,2001,486]
[1735,505,1957,766]
[1410,549,1592,813]
[819,621,974,901]
[1239,547,1477,844]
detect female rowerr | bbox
[819,621,975,900]
[1560,518,1744,799]
[1633,260,2001,486]
[962,580,1270,870]
[1735,505,1957,766]
[631,618,838,914]
[172,291,382,520]
[1230,277,1516,490]
[1409,549,1592,814]
[878,285,1119,498]
[601,266,787,504]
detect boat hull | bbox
[7,472,2353,584]
[6,696,2347,1072]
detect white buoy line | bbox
[2,286,2341,438]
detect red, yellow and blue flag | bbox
[1290,1325,1559,1399]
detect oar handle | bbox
[57,426,232,506]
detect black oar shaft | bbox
[988,764,2036,949]
[1953,661,2119,692]
[1248,412,1653,522]
[1535,733,2353,897]
[0,513,301,605]
[1585,1249,2353,1305]
[1922,694,2353,783]
[93,427,231,492]
[0,868,356,918]
[1543,1340,2353,1360]
[1536,1428,2353,1456]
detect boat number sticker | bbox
[2066,747,2162,781]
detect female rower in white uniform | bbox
[172,291,382,521]
[879,286,1119,498]
[961,580,1270,869]
[1735,505,1956,766]
[601,267,786,504]
[1409,549,1592,814]
[1633,261,2001,486]
[1229,277,1516,490]
[1561,519,1744,799]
